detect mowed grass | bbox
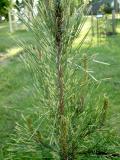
[0,23,35,158]
[0,21,120,159]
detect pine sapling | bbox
[8,1,120,160]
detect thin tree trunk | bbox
[114,0,117,13]
[8,11,13,33]
[112,10,116,34]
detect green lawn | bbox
[0,21,120,159]
[0,23,35,159]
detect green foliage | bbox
[0,0,12,19]
[91,0,113,14]
[100,2,113,14]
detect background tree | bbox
[0,0,12,20]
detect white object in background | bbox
[1,17,5,20]
[96,14,103,19]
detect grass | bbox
[0,23,35,159]
[0,21,120,159]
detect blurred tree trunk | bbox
[114,0,117,12]
[8,11,13,33]
[112,0,117,34]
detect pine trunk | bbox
[55,1,68,159]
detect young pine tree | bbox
[8,0,120,160]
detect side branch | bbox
[78,150,120,158]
